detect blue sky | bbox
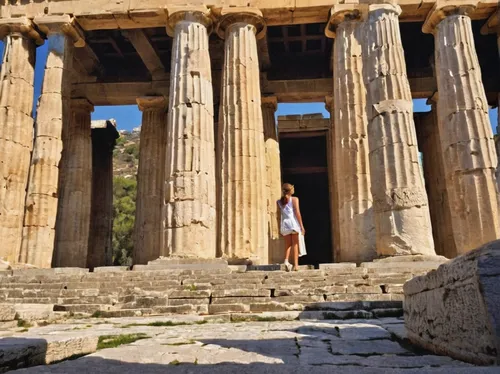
[1,41,497,133]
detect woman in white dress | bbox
[277,183,305,272]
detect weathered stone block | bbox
[404,240,500,365]
[319,263,357,270]
[208,304,250,314]
[0,304,16,321]
[13,304,54,322]
[212,289,270,297]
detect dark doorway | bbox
[279,132,333,266]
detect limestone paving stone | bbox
[0,317,485,372]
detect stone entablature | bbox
[278,114,331,133]
[1,0,498,29]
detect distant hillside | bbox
[113,129,140,178]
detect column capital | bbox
[426,91,439,106]
[368,3,402,16]
[0,17,44,45]
[33,15,85,47]
[422,0,477,34]
[325,96,333,112]
[480,9,500,35]
[136,96,168,112]
[215,7,266,40]
[166,6,213,37]
[325,5,368,38]
[71,98,94,113]
[261,96,277,112]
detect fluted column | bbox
[423,3,500,255]
[415,95,457,258]
[53,99,94,267]
[326,6,376,263]
[216,9,268,264]
[0,19,42,264]
[163,8,216,259]
[133,96,167,265]
[325,96,341,262]
[88,120,119,269]
[363,4,435,256]
[261,96,281,264]
[20,16,84,268]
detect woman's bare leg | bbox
[291,234,299,270]
[284,235,292,262]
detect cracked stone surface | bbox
[2,316,491,373]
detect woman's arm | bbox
[292,197,305,235]
[276,202,281,236]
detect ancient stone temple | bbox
[0,0,500,268]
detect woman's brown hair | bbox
[280,183,294,205]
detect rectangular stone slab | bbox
[404,240,500,365]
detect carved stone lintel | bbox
[34,15,86,47]
[215,8,266,40]
[325,4,368,38]
[422,0,478,34]
[71,98,94,113]
[0,17,44,45]
[136,96,168,111]
[166,6,212,37]
[261,96,277,111]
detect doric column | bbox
[163,8,216,259]
[261,96,281,264]
[53,99,94,267]
[415,94,457,258]
[216,8,268,264]
[423,2,500,255]
[20,15,84,268]
[133,96,167,265]
[325,96,341,262]
[326,5,376,263]
[0,19,42,264]
[87,120,119,269]
[363,4,435,256]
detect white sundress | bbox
[277,198,301,236]
[277,198,307,257]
